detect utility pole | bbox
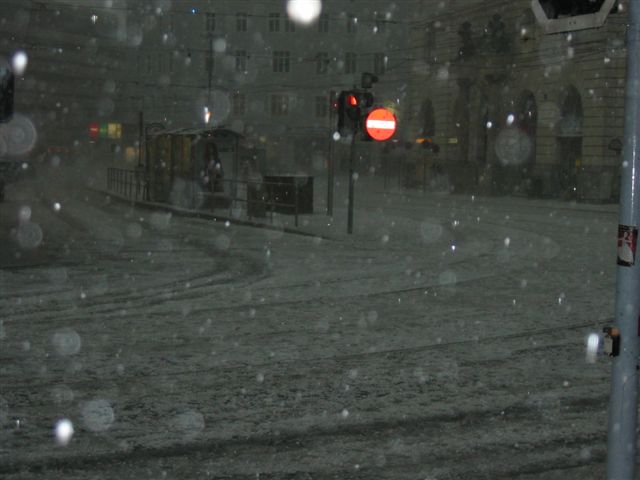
[347,120,357,234]
[207,34,213,106]
[607,1,640,478]
[327,90,336,216]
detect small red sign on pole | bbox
[89,122,99,139]
[365,108,397,142]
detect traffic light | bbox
[337,90,375,136]
[0,63,14,123]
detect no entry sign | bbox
[365,108,397,141]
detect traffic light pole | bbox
[607,1,640,477]
[347,126,357,234]
[327,90,336,216]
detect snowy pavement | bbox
[0,173,622,479]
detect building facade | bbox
[406,0,626,201]
[129,0,414,174]
[0,0,130,161]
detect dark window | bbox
[318,13,329,33]
[235,50,247,72]
[285,18,296,32]
[236,12,247,32]
[206,13,215,32]
[233,93,245,115]
[315,95,328,117]
[375,13,387,33]
[345,52,357,74]
[273,51,290,73]
[269,13,280,32]
[316,52,329,74]
[347,14,358,34]
[373,53,386,74]
[270,94,289,116]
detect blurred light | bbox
[12,50,28,75]
[191,7,198,14]
[586,333,600,363]
[506,114,515,126]
[286,0,322,25]
[203,106,211,124]
[54,419,74,446]
[90,14,98,24]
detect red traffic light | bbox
[347,94,358,107]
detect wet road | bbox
[0,173,618,479]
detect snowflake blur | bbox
[11,50,28,75]
[286,0,322,25]
[54,418,74,446]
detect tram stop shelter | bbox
[144,126,253,208]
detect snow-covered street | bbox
[0,174,618,479]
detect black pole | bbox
[347,130,356,234]
[328,90,336,216]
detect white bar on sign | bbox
[366,119,395,129]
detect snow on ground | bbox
[0,173,619,479]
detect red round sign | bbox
[365,108,397,141]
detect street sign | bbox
[365,108,397,142]
[531,0,617,34]
[89,122,99,139]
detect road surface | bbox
[0,172,618,479]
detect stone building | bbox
[128,0,414,174]
[406,0,626,201]
[0,0,129,157]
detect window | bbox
[232,93,245,115]
[318,13,329,33]
[206,13,215,32]
[269,13,280,32]
[285,18,296,32]
[157,53,164,72]
[315,95,328,118]
[270,94,289,116]
[345,52,357,74]
[375,13,387,33]
[236,12,247,32]
[347,14,358,34]
[235,50,247,72]
[316,52,329,74]
[373,53,387,74]
[273,51,290,73]
[424,22,437,62]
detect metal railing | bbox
[106,168,308,227]
[203,177,302,227]
[107,168,148,201]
